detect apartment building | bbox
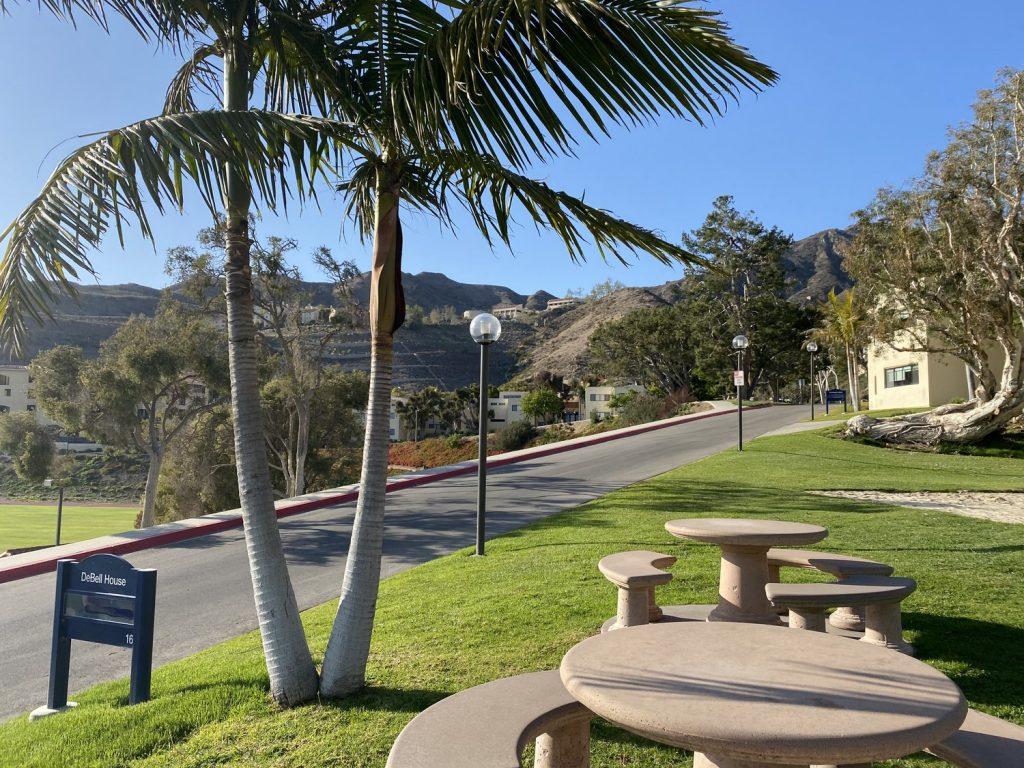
[487,390,528,429]
[581,383,646,421]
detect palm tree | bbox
[301,0,777,697]
[0,0,368,706]
[815,288,865,409]
[0,0,776,703]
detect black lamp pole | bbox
[809,349,817,421]
[475,341,490,556]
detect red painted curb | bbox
[0,404,763,584]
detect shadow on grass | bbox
[909,612,1024,708]
[319,684,452,715]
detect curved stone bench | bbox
[386,669,591,768]
[766,575,917,655]
[925,708,1024,767]
[598,550,676,630]
[767,547,894,630]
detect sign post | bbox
[31,553,156,720]
[825,389,848,415]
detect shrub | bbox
[532,424,574,446]
[616,393,662,427]
[495,421,537,452]
[445,434,464,450]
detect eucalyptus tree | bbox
[0,0,364,706]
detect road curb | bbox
[0,403,763,584]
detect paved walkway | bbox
[0,406,804,721]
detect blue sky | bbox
[1,1,1023,296]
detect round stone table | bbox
[666,518,827,624]
[560,622,966,768]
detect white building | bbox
[487,390,528,429]
[0,365,50,423]
[387,396,446,442]
[545,297,579,311]
[581,383,646,421]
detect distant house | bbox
[492,303,528,321]
[299,305,330,325]
[582,383,645,421]
[463,309,484,320]
[487,390,528,430]
[866,329,1004,410]
[0,364,101,450]
[545,297,578,311]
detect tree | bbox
[589,305,697,396]
[0,412,54,483]
[394,387,446,441]
[0,0,360,705]
[313,4,776,699]
[681,196,815,400]
[813,289,865,408]
[845,69,1024,445]
[521,388,564,424]
[0,1,775,701]
[170,224,362,498]
[31,306,228,528]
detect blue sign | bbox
[825,388,848,414]
[43,554,156,712]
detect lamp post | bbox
[43,478,64,547]
[806,340,819,420]
[470,312,502,556]
[731,334,749,451]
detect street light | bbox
[470,312,502,556]
[806,340,819,420]
[731,334,749,451]
[43,478,64,547]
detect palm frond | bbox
[2,0,205,45]
[423,148,705,267]
[164,42,222,113]
[0,110,371,352]
[390,0,777,167]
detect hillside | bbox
[9,228,852,387]
[515,287,671,380]
[782,228,853,301]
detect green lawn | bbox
[2,431,1022,767]
[0,504,138,552]
[811,406,928,422]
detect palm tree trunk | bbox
[222,28,317,706]
[320,167,403,697]
[139,449,162,528]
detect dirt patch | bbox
[812,490,1024,525]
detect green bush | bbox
[616,392,662,427]
[444,434,464,449]
[495,421,537,452]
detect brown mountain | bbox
[11,230,852,386]
[782,228,853,301]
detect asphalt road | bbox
[0,405,802,721]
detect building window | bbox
[26,404,35,412]
[0,375,8,386]
[511,404,518,412]
[3,389,10,397]
[884,364,919,388]
[589,394,597,401]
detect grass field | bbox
[2,430,1022,767]
[0,504,137,552]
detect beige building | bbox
[545,297,579,311]
[582,383,646,421]
[0,365,51,423]
[492,303,529,321]
[866,331,1004,410]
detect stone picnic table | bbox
[665,518,827,624]
[560,622,967,768]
